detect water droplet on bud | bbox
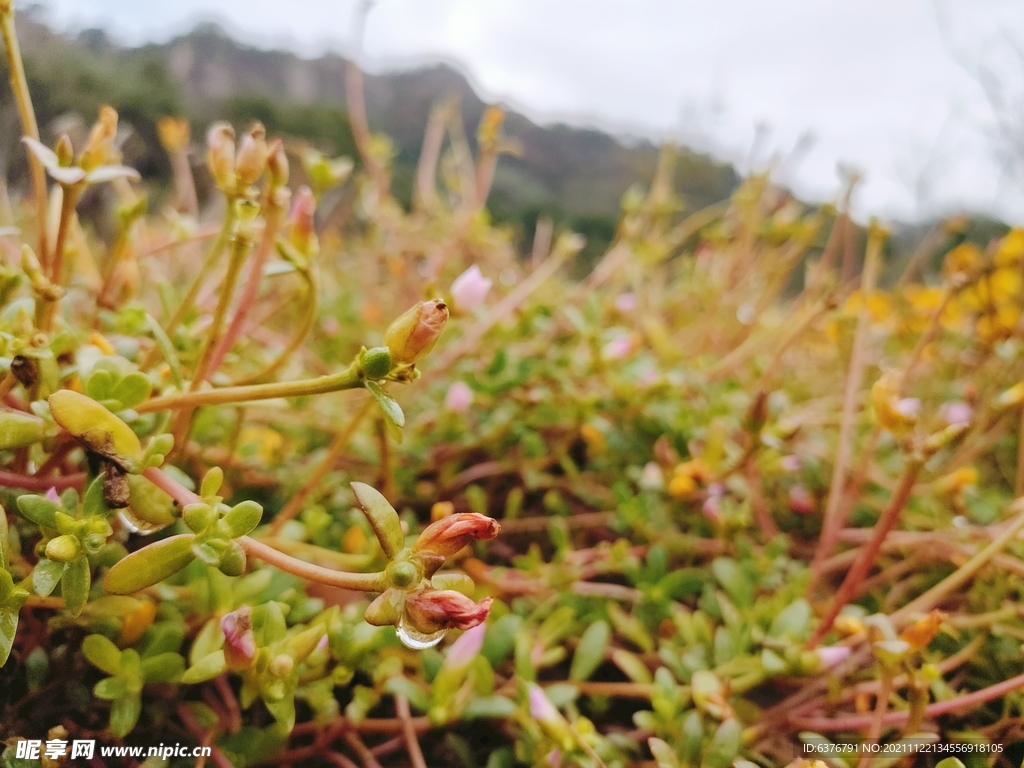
[117,508,169,535]
[396,619,446,650]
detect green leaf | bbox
[0,411,44,451]
[181,650,228,684]
[32,558,66,597]
[462,695,518,719]
[109,692,142,737]
[112,372,152,411]
[144,313,183,389]
[769,598,812,639]
[94,675,128,700]
[569,620,610,682]
[102,534,197,594]
[657,568,704,600]
[223,500,263,538]
[263,694,296,731]
[86,369,117,402]
[711,557,753,607]
[610,648,652,684]
[935,760,966,768]
[141,652,185,683]
[16,494,61,528]
[704,718,741,768]
[200,467,224,499]
[384,676,431,712]
[350,482,403,559]
[62,557,91,616]
[365,381,405,428]
[82,475,110,518]
[82,634,123,675]
[648,737,680,768]
[0,607,18,667]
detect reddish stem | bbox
[790,668,1024,732]
[809,456,924,647]
[207,205,283,378]
[0,471,85,491]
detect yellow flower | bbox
[976,305,1020,343]
[240,426,284,464]
[934,466,978,495]
[995,228,1024,267]
[871,372,916,434]
[668,474,698,499]
[843,289,892,324]
[158,116,191,152]
[942,242,982,282]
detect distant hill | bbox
[2,11,740,261]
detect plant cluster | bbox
[1,4,1024,768]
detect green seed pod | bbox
[0,410,45,451]
[358,346,393,380]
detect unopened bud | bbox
[235,122,268,185]
[266,138,288,187]
[404,588,492,633]
[270,653,294,678]
[444,381,473,412]
[79,105,118,171]
[871,372,916,435]
[45,534,81,563]
[55,134,74,167]
[384,299,449,365]
[221,606,256,670]
[157,117,191,153]
[287,185,316,254]
[206,122,236,192]
[412,512,500,559]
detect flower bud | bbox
[404,588,492,633]
[287,185,316,254]
[270,653,294,678]
[614,292,637,313]
[528,684,574,750]
[788,484,815,514]
[221,606,256,670]
[235,122,268,185]
[55,134,74,167]
[814,644,852,670]
[79,105,118,171]
[444,381,473,412]
[871,372,915,434]
[206,122,236,192]
[939,401,972,427]
[450,265,492,314]
[383,299,449,365]
[157,117,191,153]
[266,138,288,187]
[443,623,486,671]
[412,512,500,559]
[45,534,81,563]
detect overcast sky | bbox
[31,0,1024,223]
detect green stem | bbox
[231,266,318,385]
[0,2,48,267]
[238,536,387,591]
[140,202,237,371]
[170,227,254,449]
[136,359,363,413]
